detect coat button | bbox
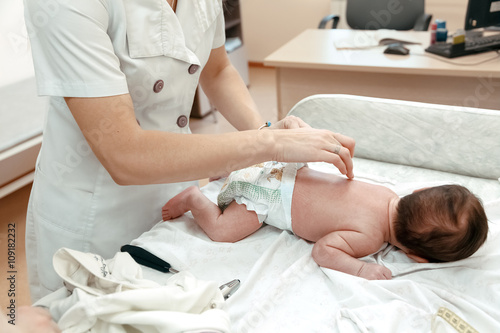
[188,64,200,74]
[153,80,164,93]
[177,115,188,128]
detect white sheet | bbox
[131,161,500,333]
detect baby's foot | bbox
[162,186,198,221]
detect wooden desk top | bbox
[264,29,500,78]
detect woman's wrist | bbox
[254,127,282,162]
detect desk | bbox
[264,29,500,119]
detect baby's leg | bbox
[162,186,262,242]
[196,201,263,242]
[162,186,203,220]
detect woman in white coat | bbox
[24,0,355,301]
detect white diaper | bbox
[217,162,305,232]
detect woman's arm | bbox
[199,45,263,131]
[65,94,354,185]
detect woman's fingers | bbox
[271,115,312,129]
[320,132,355,178]
[328,145,354,179]
[333,133,356,158]
[312,130,355,178]
[17,306,61,333]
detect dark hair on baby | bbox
[394,185,488,262]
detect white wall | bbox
[240,0,332,62]
[241,0,469,63]
[426,0,469,31]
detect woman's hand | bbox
[269,115,311,130]
[3,306,61,333]
[266,116,355,178]
[263,127,355,179]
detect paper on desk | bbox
[334,29,421,49]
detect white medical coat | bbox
[24,0,225,301]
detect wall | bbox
[241,0,469,63]
[425,0,469,31]
[240,0,332,62]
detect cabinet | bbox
[191,0,249,118]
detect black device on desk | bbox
[384,43,410,55]
[426,33,500,58]
[425,0,500,58]
[464,0,500,31]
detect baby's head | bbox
[394,185,488,262]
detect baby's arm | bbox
[311,231,392,280]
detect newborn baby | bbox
[162,162,488,280]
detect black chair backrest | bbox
[346,0,425,30]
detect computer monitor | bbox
[464,0,500,30]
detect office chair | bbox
[319,0,432,31]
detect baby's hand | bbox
[357,263,392,280]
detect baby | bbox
[162,162,488,280]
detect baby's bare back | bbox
[291,167,397,242]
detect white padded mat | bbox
[132,161,500,332]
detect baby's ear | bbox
[406,253,429,263]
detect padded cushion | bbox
[288,94,500,180]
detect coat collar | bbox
[122,0,222,63]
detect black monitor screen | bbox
[465,0,500,30]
